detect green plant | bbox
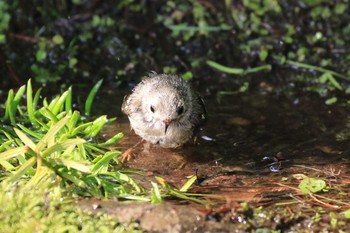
[207,60,272,75]
[1,79,142,198]
[298,177,328,194]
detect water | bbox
[99,87,350,188]
[89,86,350,231]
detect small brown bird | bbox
[122,73,206,148]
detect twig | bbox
[308,191,341,210]
[8,32,40,43]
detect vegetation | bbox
[1,0,350,100]
[1,80,135,198]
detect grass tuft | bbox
[0,80,141,199]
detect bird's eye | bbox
[177,106,184,115]
[150,105,155,113]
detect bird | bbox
[122,73,206,149]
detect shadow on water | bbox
[82,84,350,231]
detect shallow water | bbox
[86,86,350,231]
[103,88,350,176]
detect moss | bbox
[0,182,142,233]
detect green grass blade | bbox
[97,179,121,198]
[207,60,245,74]
[179,175,197,192]
[91,151,121,174]
[168,189,208,205]
[39,107,59,123]
[11,85,26,117]
[93,176,131,197]
[51,89,70,115]
[41,138,86,158]
[245,64,272,74]
[327,73,343,90]
[43,97,49,108]
[17,153,29,166]
[4,89,15,124]
[85,115,108,137]
[0,146,29,162]
[14,128,36,151]
[80,176,104,196]
[66,111,80,132]
[33,87,42,112]
[4,85,25,125]
[117,195,150,201]
[77,144,87,160]
[110,171,143,193]
[0,130,15,142]
[56,168,88,188]
[26,79,36,124]
[0,140,16,151]
[0,160,16,171]
[97,132,124,146]
[71,122,93,136]
[34,118,50,131]
[35,115,70,152]
[84,143,105,154]
[65,86,72,112]
[286,60,350,81]
[47,96,59,112]
[55,111,67,120]
[85,79,103,116]
[49,159,91,173]
[151,182,162,203]
[7,156,36,183]
[16,124,42,140]
[207,60,271,75]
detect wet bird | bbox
[122,73,206,148]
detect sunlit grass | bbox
[1,79,144,199]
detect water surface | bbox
[84,86,350,232]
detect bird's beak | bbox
[163,119,172,134]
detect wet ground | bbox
[79,85,350,232]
